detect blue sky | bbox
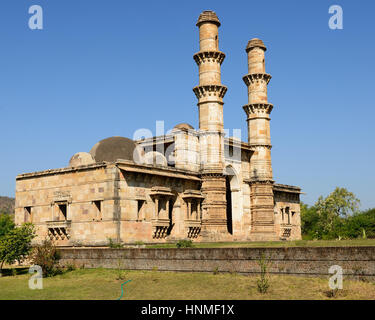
[0,0,374,209]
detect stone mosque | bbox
[15,11,302,246]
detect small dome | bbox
[69,152,95,167]
[196,10,221,27]
[90,136,136,163]
[173,123,194,131]
[246,38,267,52]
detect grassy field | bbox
[1,268,374,300]
[146,238,375,248]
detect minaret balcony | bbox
[243,73,272,86]
[243,103,273,117]
[193,85,227,100]
[193,51,226,66]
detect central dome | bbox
[90,136,136,163]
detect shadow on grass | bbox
[0,267,29,277]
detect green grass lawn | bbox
[1,268,374,300]
[146,238,375,248]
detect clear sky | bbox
[0,0,374,209]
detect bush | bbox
[257,253,270,294]
[64,262,76,272]
[108,238,124,248]
[176,240,193,248]
[30,238,62,277]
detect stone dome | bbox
[69,152,95,167]
[246,38,267,52]
[173,123,194,131]
[196,10,221,27]
[90,136,137,163]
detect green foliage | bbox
[107,238,124,248]
[0,214,15,238]
[301,188,372,240]
[256,253,270,294]
[176,240,193,248]
[30,238,62,277]
[115,259,127,280]
[65,262,76,272]
[213,266,220,275]
[0,223,36,272]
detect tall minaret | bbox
[243,39,277,240]
[193,11,229,240]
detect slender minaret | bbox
[193,11,228,240]
[243,39,277,240]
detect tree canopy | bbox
[301,187,374,240]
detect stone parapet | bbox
[58,247,375,280]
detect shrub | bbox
[176,240,193,248]
[108,238,124,248]
[257,253,270,294]
[64,262,76,272]
[30,238,62,277]
[115,259,127,280]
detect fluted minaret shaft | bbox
[243,38,276,240]
[193,11,229,240]
[243,39,273,181]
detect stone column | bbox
[243,39,277,240]
[154,198,159,219]
[193,11,228,240]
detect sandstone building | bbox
[15,11,302,246]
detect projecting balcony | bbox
[151,218,171,239]
[46,220,72,241]
[185,219,201,239]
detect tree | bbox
[300,202,320,238]
[0,223,36,272]
[0,213,15,238]
[342,208,375,239]
[315,187,360,237]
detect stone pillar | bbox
[243,39,277,240]
[193,11,229,240]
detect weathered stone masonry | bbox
[58,247,375,280]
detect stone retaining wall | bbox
[58,246,375,279]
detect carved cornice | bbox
[243,103,273,116]
[244,178,275,185]
[193,85,227,100]
[193,51,226,66]
[249,144,272,150]
[243,73,271,86]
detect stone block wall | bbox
[58,246,375,280]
